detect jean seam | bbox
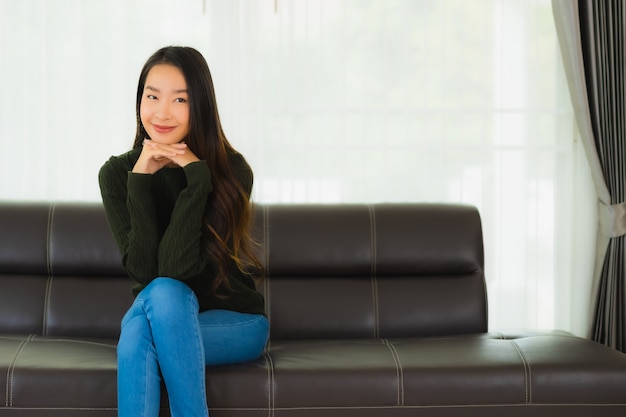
[187,288,208,416]
[142,344,150,416]
[199,314,266,329]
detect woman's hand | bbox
[132,139,200,174]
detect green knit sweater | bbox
[98,147,265,315]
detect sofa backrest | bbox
[0,202,487,340]
[0,202,131,339]
[253,204,487,339]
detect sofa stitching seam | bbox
[42,277,53,337]
[46,204,53,277]
[0,407,118,411]
[43,204,55,336]
[208,403,626,410]
[263,351,275,417]
[28,336,116,349]
[368,204,379,339]
[510,339,532,403]
[382,339,404,406]
[5,334,33,407]
[4,404,626,411]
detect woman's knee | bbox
[141,277,196,307]
[141,277,190,300]
[137,277,199,322]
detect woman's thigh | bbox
[198,309,269,366]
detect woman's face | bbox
[140,64,190,144]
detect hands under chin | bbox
[132,139,201,174]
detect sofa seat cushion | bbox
[3,332,626,415]
[1,335,117,410]
[388,334,626,405]
[206,332,626,415]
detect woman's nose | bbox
[154,102,171,120]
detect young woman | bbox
[99,46,268,417]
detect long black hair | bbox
[134,46,260,295]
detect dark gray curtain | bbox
[577,0,626,352]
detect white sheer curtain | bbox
[0,0,596,336]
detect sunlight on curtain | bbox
[0,0,596,335]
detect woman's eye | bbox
[174,98,187,103]
[146,94,157,100]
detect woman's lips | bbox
[153,124,175,134]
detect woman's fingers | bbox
[142,139,199,167]
[143,139,187,159]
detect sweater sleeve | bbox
[157,160,213,279]
[99,151,252,289]
[98,158,160,284]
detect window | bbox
[0,0,595,335]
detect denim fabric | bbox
[117,277,269,417]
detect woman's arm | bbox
[99,157,160,284]
[99,148,251,285]
[157,161,213,279]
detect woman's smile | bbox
[152,124,176,134]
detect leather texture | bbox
[1,201,626,416]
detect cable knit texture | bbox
[98,147,264,315]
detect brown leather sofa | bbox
[1,201,626,417]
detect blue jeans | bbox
[117,277,269,417]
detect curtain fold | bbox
[552,0,626,351]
